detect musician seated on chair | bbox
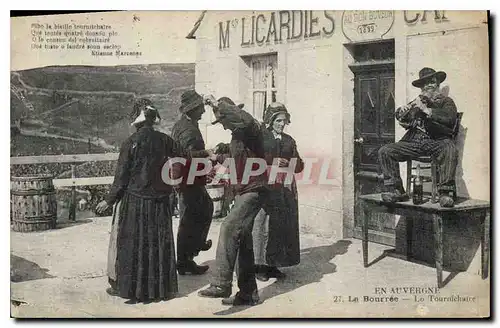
[378,67,458,207]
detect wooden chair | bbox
[406,112,463,203]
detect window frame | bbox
[247,54,278,120]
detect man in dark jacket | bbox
[198,96,268,306]
[378,67,459,207]
[171,90,214,275]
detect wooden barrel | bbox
[11,175,57,232]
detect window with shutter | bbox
[247,54,278,121]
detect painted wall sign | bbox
[403,10,449,25]
[341,10,394,42]
[218,10,335,50]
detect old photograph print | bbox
[10,10,490,318]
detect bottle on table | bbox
[412,164,424,205]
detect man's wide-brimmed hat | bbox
[179,90,204,114]
[211,96,244,125]
[412,67,447,88]
[263,102,291,126]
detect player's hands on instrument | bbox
[411,96,431,116]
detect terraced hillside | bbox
[10,63,195,151]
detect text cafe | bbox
[187,10,489,259]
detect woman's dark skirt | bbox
[114,191,178,302]
[253,180,301,268]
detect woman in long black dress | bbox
[253,102,304,281]
[96,99,182,303]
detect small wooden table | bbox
[359,194,490,288]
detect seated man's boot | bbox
[221,290,259,306]
[439,191,455,208]
[198,285,232,298]
[381,186,409,203]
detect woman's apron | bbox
[107,201,121,281]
